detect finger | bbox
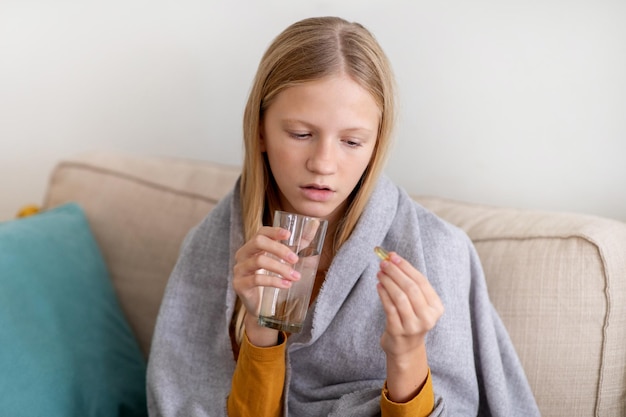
[377,266,427,329]
[232,267,294,300]
[235,227,298,265]
[379,256,444,328]
[255,252,301,281]
[249,270,294,290]
[381,253,441,308]
[376,282,403,332]
[233,251,301,291]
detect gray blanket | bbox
[147,175,540,416]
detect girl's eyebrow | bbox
[281,119,376,135]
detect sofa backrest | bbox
[43,152,240,358]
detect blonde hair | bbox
[235,16,396,343]
[241,16,396,244]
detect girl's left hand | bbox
[376,250,444,402]
[376,250,444,359]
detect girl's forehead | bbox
[264,77,381,133]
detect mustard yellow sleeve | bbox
[380,368,434,417]
[227,332,287,417]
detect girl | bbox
[147,16,539,416]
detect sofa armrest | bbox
[415,196,626,417]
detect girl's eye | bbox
[289,132,311,140]
[343,139,362,148]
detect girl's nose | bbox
[306,138,337,175]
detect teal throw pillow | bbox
[0,203,147,417]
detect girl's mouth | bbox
[301,185,334,202]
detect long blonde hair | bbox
[235,16,396,343]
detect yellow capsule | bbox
[374,246,390,261]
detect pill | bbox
[374,246,390,261]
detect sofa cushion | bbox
[415,196,626,417]
[0,203,147,417]
[42,152,241,357]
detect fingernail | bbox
[287,252,298,263]
[390,254,401,264]
[282,279,292,287]
[291,269,301,279]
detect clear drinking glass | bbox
[258,211,328,333]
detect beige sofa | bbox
[43,151,626,416]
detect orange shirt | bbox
[227,332,434,417]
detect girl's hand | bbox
[376,250,444,402]
[232,226,300,345]
[376,250,443,356]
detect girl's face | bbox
[261,74,380,224]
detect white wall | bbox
[1,0,625,222]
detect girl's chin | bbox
[284,204,332,219]
[280,196,347,221]
[298,205,347,224]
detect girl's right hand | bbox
[232,226,300,342]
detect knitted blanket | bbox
[147,175,540,416]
